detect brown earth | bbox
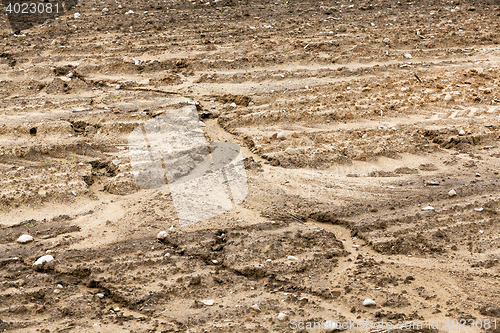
[0,0,500,332]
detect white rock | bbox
[444,94,453,101]
[71,191,77,196]
[277,131,287,139]
[57,284,63,288]
[278,312,288,321]
[118,4,122,8]
[16,234,33,243]
[212,260,218,264]
[125,10,134,14]
[287,255,299,260]
[74,12,81,18]
[230,102,237,108]
[404,53,412,59]
[474,207,483,212]
[448,189,457,197]
[96,293,105,298]
[199,121,206,127]
[116,84,121,90]
[102,7,108,12]
[285,147,298,155]
[459,129,466,135]
[67,71,73,78]
[251,304,261,312]
[114,307,120,312]
[422,206,434,211]
[201,299,214,306]
[157,231,168,240]
[324,320,340,330]
[33,255,54,267]
[363,298,376,306]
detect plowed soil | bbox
[0,0,499,332]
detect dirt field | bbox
[0,0,500,332]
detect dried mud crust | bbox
[1,0,500,332]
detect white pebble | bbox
[16,234,33,243]
[459,129,466,135]
[201,299,214,306]
[285,147,298,155]
[287,255,299,260]
[448,189,457,197]
[74,12,81,18]
[33,255,54,267]
[157,231,168,240]
[404,53,412,59]
[444,94,452,101]
[363,298,376,306]
[277,131,288,139]
[278,312,288,321]
[422,206,434,211]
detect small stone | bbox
[16,234,34,243]
[212,260,218,264]
[251,304,261,312]
[404,53,412,59]
[426,180,440,186]
[67,72,73,78]
[474,207,484,212]
[118,4,122,8]
[96,293,105,298]
[277,131,287,140]
[157,231,168,240]
[287,255,298,260]
[448,189,457,197]
[422,206,434,211]
[71,191,77,196]
[285,147,298,154]
[112,159,120,165]
[201,300,214,306]
[114,307,120,312]
[278,312,288,321]
[444,94,453,101]
[230,102,237,108]
[56,284,63,289]
[363,298,376,307]
[199,121,206,127]
[53,289,60,294]
[459,129,466,135]
[74,12,81,18]
[476,173,481,177]
[33,255,54,267]
[116,84,121,90]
